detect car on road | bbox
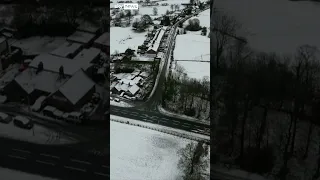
[65,112,83,124]
[13,116,33,129]
[114,98,120,102]
[43,106,57,118]
[0,112,12,123]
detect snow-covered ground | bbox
[110,120,195,180]
[110,99,133,107]
[0,119,76,145]
[111,115,210,140]
[0,167,58,180]
[110,27,149,54]
[173,9,210,80]
[215,0,320,56]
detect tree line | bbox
[212,9,320,180]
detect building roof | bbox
[50,42,82,58]
[14,68,70,94]
[128,84,140,95]
[94,32,110,46]
[77,21,100,34]
[74,47,101,63]
[67,31,96,44]
[29,53,92,76]
[147,28,165,52]
[59,69,95,105]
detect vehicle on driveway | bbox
[0,112,12,123]
[114,98,120,102]
[13,116,33,129]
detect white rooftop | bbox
[147,28,165,52]
[94,32,110,46]
[29,54,92,76]
[59,70,95,105]
[67,31,96,44]
[50,42,82,58]
[15,68,70,94]
[74,47,101,63]
[77,21,100,34]
[128,84,140,95]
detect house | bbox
[3,67,70,104]
[74,47,101,64]
[93,32,109,53]
[29,54,93,76]
[127,84,140,96]
[77,22,101,35]
[0,37,7,55]
[50,42,83,58]
[145,28,165,58]
[46,69,96,112]
[67,31,96,47]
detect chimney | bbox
[36,61,43,74]
[59,65,65,79]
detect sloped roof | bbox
[59,69,95,105]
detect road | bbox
[0,137,109,180]
[111,105,210,136]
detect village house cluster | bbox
[0,24,109,124]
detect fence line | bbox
[110,118,210,144]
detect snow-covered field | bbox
[215,0,320,56]
[0,167,58,180]
[110,27,149,54]
[0,120,76,145]
[174,9,210,80]
[110,120,196,180]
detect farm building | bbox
[77,22,101,35]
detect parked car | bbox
[65,112,83,124]
[114,98,120,102]
[0,112,11,123]
[31,96,46,112]
[53,109,64,120]
[13,116,33,129]
[43,106,57,117]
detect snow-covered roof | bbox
[0,37,5,44]
[74,47,101,63]
[114,83,129,92]
[120,78,135,86]
[15,68,70,94]
[156,52,165,59]
[77,21,100,34]
[59,69,95,105]
[50,42,82,58]
[94,32,110,46]
[29,54,92,76]
[67,31,96,44]
[14,116,30,124]
[131,70,141,76]
[128,84,140,95]
[132,76,143,84]
[139,71,149,77]
[147,28,165,52]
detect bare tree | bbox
[153,7,158,16]
[177,142,208,180]
[212,11,240,71]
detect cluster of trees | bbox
[12,3,109,37]
[186,18,202,31]
[212,9,320,180]
[163,64,210,120]
[113,9,139,27]
[132,14,153,31]
[177,141,209,180]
